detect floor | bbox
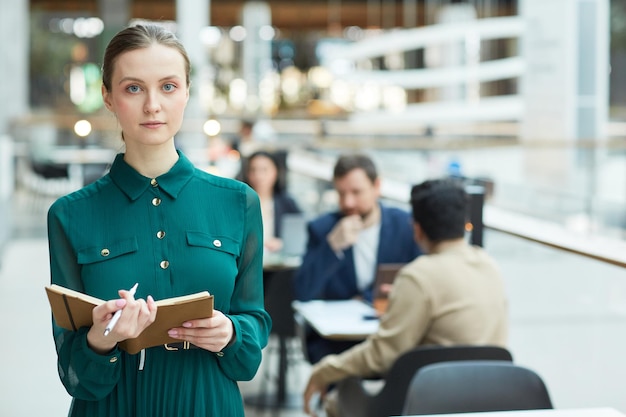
[2,184,626,417]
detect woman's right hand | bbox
[86,289,158,354]
[264,237,283,253]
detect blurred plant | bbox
[611,0,626,51]
[30,10,102,111]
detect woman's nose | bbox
[144,92,161,113]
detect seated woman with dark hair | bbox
[243,150,301,253]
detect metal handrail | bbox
[287,149,626,269]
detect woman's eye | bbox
[163,83,176,92]
[126,85,141,93]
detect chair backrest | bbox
[361,345,514,417]
[402,360,553,415]
[263,268,297,337]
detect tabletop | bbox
[262,252,301,271]
[291,299,379,340]
[47,146,116,165]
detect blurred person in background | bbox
[242,150,301,253]
[293,153,421,364]
[302,178,509,417]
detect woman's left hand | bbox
[167,309,234,352]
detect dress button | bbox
[152,197,161,206]
[109,357,118,363]
[101,248,110,257]
[150,178,158,187]
[213,239,222,248]
[216,351,224,357]
[156,230,165,239]
[160,260,170,269]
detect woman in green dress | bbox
[47,24,271,416]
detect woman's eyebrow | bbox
[117,75,182,85]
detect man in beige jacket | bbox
[302,178,509,417]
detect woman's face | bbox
[102,43,189,148]
[247,155,278,195]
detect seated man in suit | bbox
[293,154,421,364]
[302,178,509,417]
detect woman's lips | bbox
[141,121,165,128]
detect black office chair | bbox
[336,345,513,417]
[247,267,304,409]
[402,360,553,415]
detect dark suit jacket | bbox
[293,203,421,363]
[293,204,421,302]
[272,192,301,238]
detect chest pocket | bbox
[186,231,240,258]
[77,237,139,265]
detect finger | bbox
[136,299,156,328]
[118,290,137,305]
[180,318,211,329]
[137,298,149,316]
[105,298,127,315]
[183,309,223,329]
[147,295,158,316]
[92,299,126,324]
[348,213,363,223]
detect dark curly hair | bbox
[410,178,468,243]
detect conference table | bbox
[291,299,379,341]
[401,408,625,417]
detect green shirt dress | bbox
[47,151,271,417]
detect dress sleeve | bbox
[216,185,272,381]
[47,199,123,400]
[310,271,431,385]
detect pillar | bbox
[0,0,28,135]
[176,0,210,148]
[520,0,609,142]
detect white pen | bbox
[104,283,139,336]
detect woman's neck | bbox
[256,190,274,201]
[123,142,179,178]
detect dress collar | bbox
[109,150,195,201]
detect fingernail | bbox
[147,295,154,303]
[182,322,192,328]
[168,330,178,337]
[115,299,126,307]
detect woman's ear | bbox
[102,85,113,112]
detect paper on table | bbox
[292,299,379,340]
